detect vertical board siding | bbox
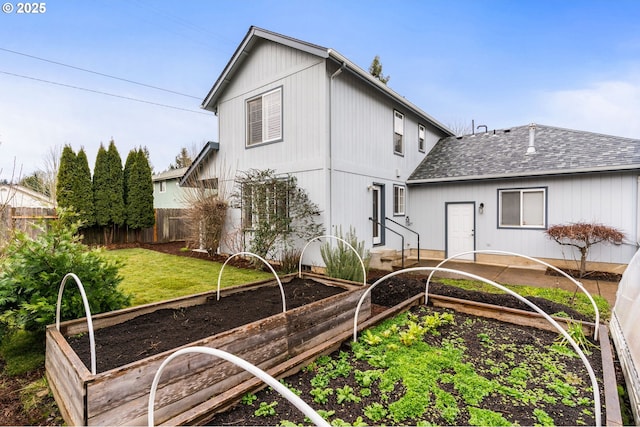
[409,172,638,264]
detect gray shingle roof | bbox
[408,124,640,183]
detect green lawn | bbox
[102,248,273,306]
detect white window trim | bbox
[498,187,547,229]
[159,181,167,193]
[418,124,426,152]
[393,110,404,155]
[393,185,406,216]
[246,87,283,147]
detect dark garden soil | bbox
[67,278,345,373]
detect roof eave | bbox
[179,142,220,186]
[327,50,454,137]
[202,26,329,112]
[407,164,640,185]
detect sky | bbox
[1,0,639,182]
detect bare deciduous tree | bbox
[546,222,625,278]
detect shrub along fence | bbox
[1,207,188,245]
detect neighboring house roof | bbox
[0,184,55,207]
[408,123,640,184]
[179,141,220,186]
[201,26,454,137]
[153,167,189,182]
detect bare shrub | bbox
[546,222,625,277]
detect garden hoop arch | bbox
[352,266,602,427]
[55,272,96,375]
[298,235,367,287]
[424,249,600,340]
[217,251,286,312]
[147,346,330,427]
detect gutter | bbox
[407,164,640,185]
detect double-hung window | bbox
[393,185,405,216]
[246,87,282,146]
[393,110,404,155]
[159,181,166,193]
[418,124,426,152]
[498,187,546,228]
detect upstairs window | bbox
[418,124,426,152]
[246,88,282,146]
[159,181,166,193]
[393,110,404,155]
[393,185,406,215]
[498,187,546,228]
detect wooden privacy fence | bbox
[0,208,188,245]
[0,207,57,240]
[82,208,189,245]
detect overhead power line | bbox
[0,70,211,115]
[0,46,201,99]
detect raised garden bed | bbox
[206,291,619,426]
[45,273,371,426]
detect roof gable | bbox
[408,124,640,183]
[200,26,454,136]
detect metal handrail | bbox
[369,217,404,268]
[385,216,420,262]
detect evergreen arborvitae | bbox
[125,148,155,233]
[56,144,77,210]
[107,141,125,228]
[93,144,110,229]
[75,148,95,227]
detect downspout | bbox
[328,62,346,235]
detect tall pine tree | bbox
[124,148,155,240]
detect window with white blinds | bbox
[246,88,282,146]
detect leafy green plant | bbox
[320,226,370,282]
[363,402,387,422]
[310,387,334,404]
[468,407,512,426]
[335,385,360,404]
[0,211,130,334]
[533,408,555,426]
[254,401,278,417]
[240,393,257,405]
[235,169,323,263]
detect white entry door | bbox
[446,203,475,260]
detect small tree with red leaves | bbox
[545,222,625,278]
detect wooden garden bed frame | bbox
[45,273,371,426]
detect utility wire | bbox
[0,46,201,99]
[0,70,211,115]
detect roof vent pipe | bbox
[527,123,537,154]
